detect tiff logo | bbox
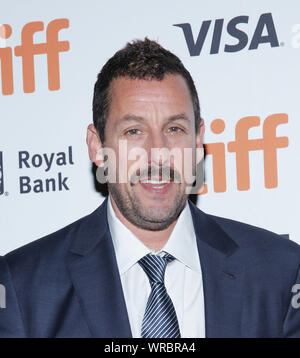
[0,284,5,308]
[201,113,288,194]
[0,19,69,95]
[174,13,279,56]
[0,151,3,195]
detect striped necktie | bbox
[138,253,181,338]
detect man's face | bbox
[90,74,204,230]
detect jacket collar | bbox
[188,199,239,256]
[69,197,239,257]
[67,197,132,337]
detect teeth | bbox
[140,180,169,184]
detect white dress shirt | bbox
[107,195,205,338]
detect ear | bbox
[196,118,205,164]
[86,124,104,167]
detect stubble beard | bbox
[107,182,188,231]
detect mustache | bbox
[130,166,182,185]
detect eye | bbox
[125,128,142,136]
[168,126,184,133]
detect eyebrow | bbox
[120,113,190,123]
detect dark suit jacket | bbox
[0,198,300,338]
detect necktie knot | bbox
[138,253,175,284]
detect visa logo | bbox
[174,13,279,56]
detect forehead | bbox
[108,74,193,115]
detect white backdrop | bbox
[1,0,299,255]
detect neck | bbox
[109,195,180,252]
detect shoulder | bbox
[207,213,300,266]
[189,199,300,257]
[3,205,101,279]
[6,216,81,261]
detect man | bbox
[0,38,300,338]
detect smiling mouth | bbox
[138,177,175,194]
[139,179,171,189]
[129,166,181,187]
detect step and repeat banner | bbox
[1,0,299,254]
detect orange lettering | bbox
[203,119,226,193]
[14,19,69,93]
[262,113,288,188]
[0,24,13,95]
[227,114,288,190]
[228,116,261,190]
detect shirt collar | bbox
[160,200,200,272]
[107,195,201,275]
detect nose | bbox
[146,131,170,167]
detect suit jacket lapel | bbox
[66,198,132,338]
[188,200,244,338]
[66,196,244,338]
